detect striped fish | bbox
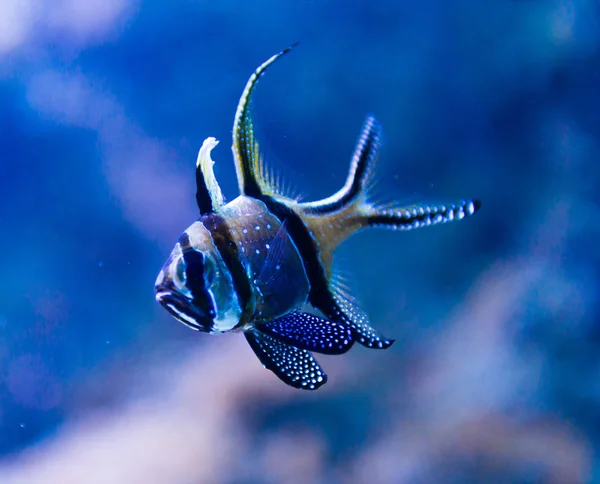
[154,45,481,390]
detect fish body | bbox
[155,45,481,390]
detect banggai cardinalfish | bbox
[155,44,481,390]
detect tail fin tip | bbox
[368,198,481,231]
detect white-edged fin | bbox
[244,328,327,390]
[259,311,354,355]
[232,44,298,197]
[196,137,225,211]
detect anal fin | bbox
[244,329,327,390]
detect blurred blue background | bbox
[1,0,599,482]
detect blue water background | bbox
[0,1,599,482]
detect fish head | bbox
[154,221,242,333]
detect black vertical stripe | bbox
[182,248,215,317]
[257,197,339,318]
[200,214,253,322]
[174,231,216,329]
[179,232,191,248]
[195,164,214,214]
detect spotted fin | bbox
[245,328,327,390]
[368,199,482,230]
[232,44,298,198]
[258,311,354,355]
[195,137,225,213]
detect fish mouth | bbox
[155,284,208,331]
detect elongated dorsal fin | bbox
[232,44,298,198]
[196,137,225,214]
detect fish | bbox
[154,44,481,390]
